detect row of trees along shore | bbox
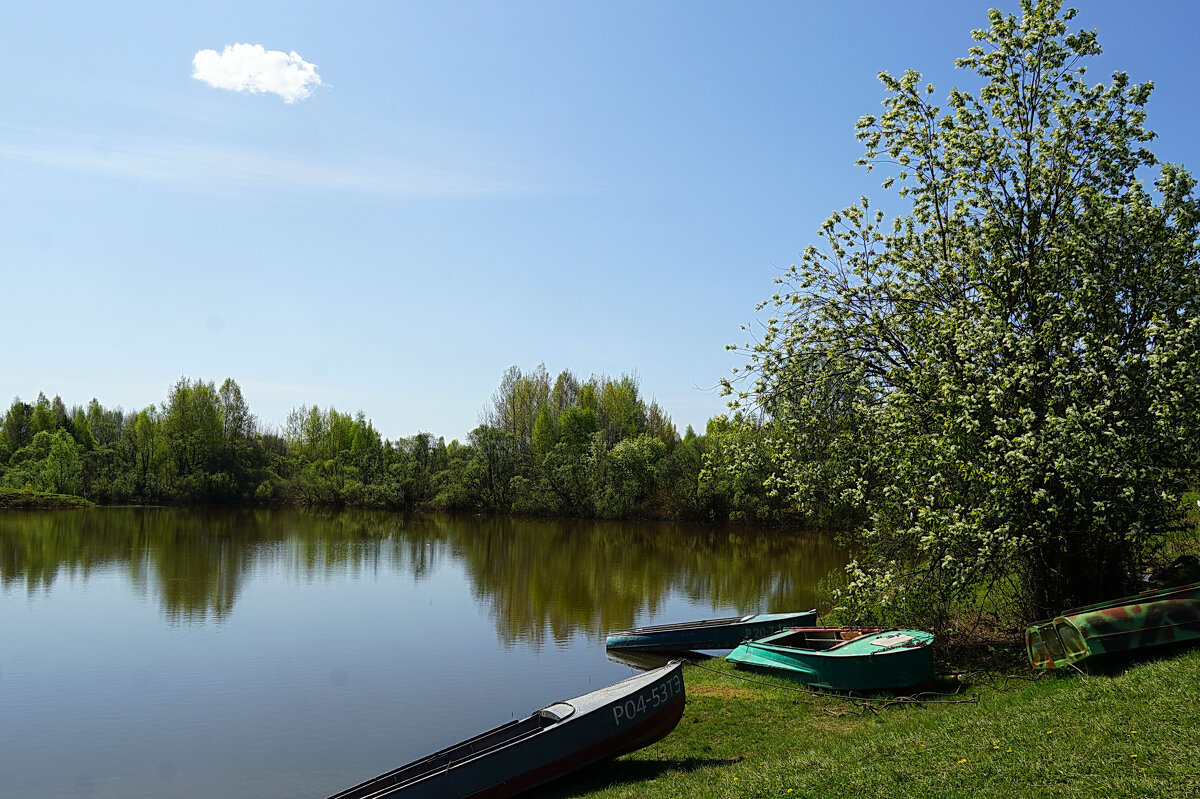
[0,367,786,523]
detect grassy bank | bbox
[0,487,94,509]
[536,648,1200,799]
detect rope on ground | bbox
[680,657,980,714]
[936,669,1049,693]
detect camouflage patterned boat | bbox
[1025,580,1200,670]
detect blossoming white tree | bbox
[725,0,1200,624]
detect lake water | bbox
[0,507,844,799]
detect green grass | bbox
[1182,490,1200,528]
[0,487,93,509]
[532,648,1200,799]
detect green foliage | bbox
[469,364,702,519]
[699,415,794,524]
[161,377,224,480]
[594,373,646,447]
[0,366,725,520]
[464,424,522,511]
[1184,491,1200,528]
[85,398,122,447]
[69,409,95,452]
[127,407,167,498]
[0,487,93,509]
[655,434,705,519]
[592,434,666,518]
[29,393,57,437]
[1,398,34,460]
[484,363,552,454]
[1,429,83,495]
[726,0,1200,622]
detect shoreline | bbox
[549,649,1200,798]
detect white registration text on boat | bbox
[612,674,682,726]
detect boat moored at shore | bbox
[725,627,934,692]
[605,610,818,653]
[1026,580,1200,669]
[321,661,686,799]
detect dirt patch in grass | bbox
[687,682,760,700]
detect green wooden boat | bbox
[724,627,935,691]
[1025,579,1200,670]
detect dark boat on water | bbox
[321,661,686,799]
[605,610,818,652]
[1025,579,1200,669]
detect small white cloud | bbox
[192,43,322,103]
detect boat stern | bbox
[1025,617,1089,669]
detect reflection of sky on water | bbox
[0,508,844,798]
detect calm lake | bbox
[0,507,844,799]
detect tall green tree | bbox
[69,409,96,452]
[550,369,581,414]
[42,429,83,495]
[1,429,82,495]
[726,0,1200,622]
[699,415,792,524]
[466,425,521,511]
[537,404,601,514]
[126,407,167,496]
[218,379,254,444]
[29,393,56,437]
[593,373,646,448]
[593,434,667,518]
[0,398,33,461]
[285,405,327,461]
[484,364,552,454]
[161,377,224,480]
[85,398,123,447]
[644,398,679,449]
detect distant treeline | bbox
[0,366,795,523]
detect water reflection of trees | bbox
[0,509,843,640]
[0,508,450,623]
[433,516,845,647]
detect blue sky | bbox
[3,1,1198,442]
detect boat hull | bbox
[605,610,818,652]
[323,661,686,799]
[725,627,934,692]
[1026,580,1200,669]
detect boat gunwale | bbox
[613,615,754,635]
[322,661,685,799]
[1082,620,1195,641]
[1028,580,1200,626]
[609,610,816,637]
[745,627,928,656]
